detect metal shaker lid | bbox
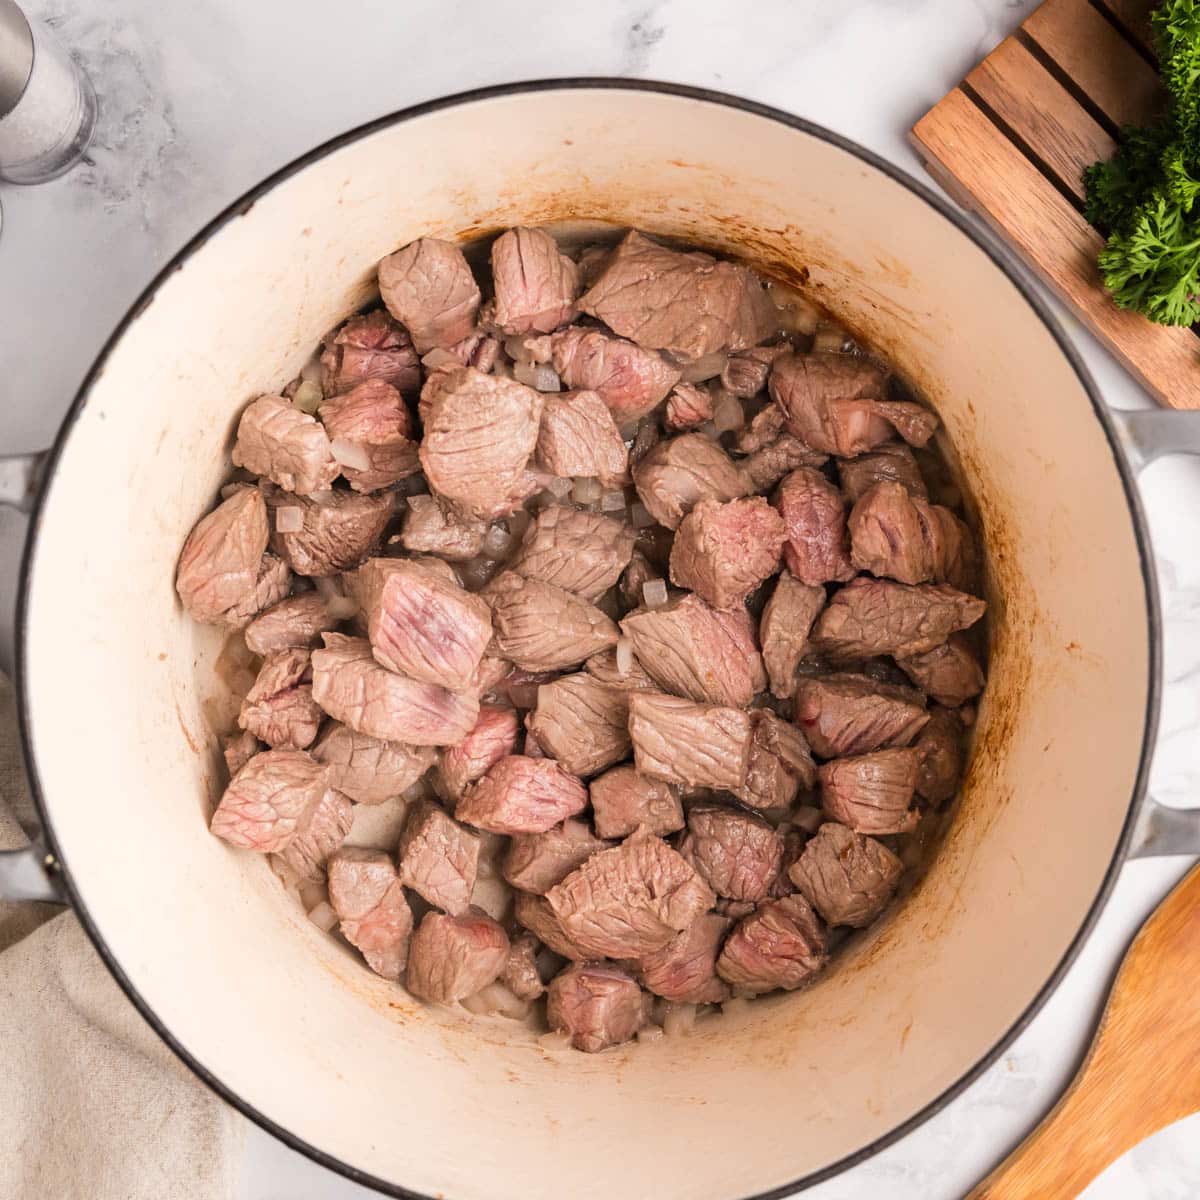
[0,0,33,120]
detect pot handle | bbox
[0,451,46,512]
[1110,408,1200,857]
[0,844,66,902]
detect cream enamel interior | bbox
[22,87,1149,1199]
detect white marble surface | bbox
[1,0,1198,1196]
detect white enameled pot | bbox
[2,81,1199,1200]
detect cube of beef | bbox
[547,963,648,1053]
[664,383,714,431]
[716,894,828,995]
[327,847,414,980]
[638,912,732,1004]
[736,709,816,810]
[668,496,786,610]
[209,749,329,853]
[550,326,681,424]
[509,506,636,602]
[438,705,520,799]
[589,764,684,839]
[486,572,618,671]
[632,433,750,531]
[490,226,581,335]
[914,706,966,804]
[232,396,339,495]
[244,593,339,657]
[838,441,927,503]
[848,481,973,587]
[378,237,481,353]
[546,830,716,958]
[405,908,509,1003]
[399,493,487,562]
[277,787,353,883]
[740,434,828,493]
[527,673,631,777]
[223,730,260,778]
[819,748,919,834]
[311,722,435,804]
[897,634,985,708]
[318,379,419,493]
[266,486,394,578]
[501,934,546,1000]
[397,798,481,915]
[679,804,784,902]
[502,818,611,894]
[789,821,901,928]
[176,488,270,627]
[238,648,322,750]
[794,673,929,759]
[320,308,420,398]
[512,891,590,961]
[456,755,588,834]
[774,467,855,587]
[721,345,788,398]
[220,553,292,630]
[629,691,752,792]
[759,572,825,699]
[536,390,629,487]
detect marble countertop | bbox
[1,0,1198,1196]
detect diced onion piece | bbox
[615,637,633,676]
[307,901,338,933]
[546,475,573,498]
[293,379,323,414]
[662,1002,697,1037]
[643,579,668,609]
[793,805,823,833]
[461,982,530,1020]
[299,356,324,384]
[511,360,561,391]
[697,421,720,441]
[572,476,602,504]
[299,880,326,911]
[712,393,744,433]
[219,483,245,500]
[512,360,540,388]
[812,327,850,354]
[769,284,821,335]
[600,489,626,512]
[504,335,533,363]
[314,576,359,621]
[275,505,305,533]
[630,502,656,529]
[421,348,460,370]
[331,438,371,472]
[483,525,513,558]
[720,997,751,1018]
[680,351,728,384]
[637,1024,665,1043]
[538,1030,573,1052]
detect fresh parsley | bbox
[1084,0,1200,325]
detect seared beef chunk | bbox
[223,730,260,778]
[550,326,681,423]
[914,706,966,804]
[399,493,487,561]
[760,572,825,699]
[619,550,660,611]
[789,822,901,928]
[378,237,481,353]
[502,818,611,894]
[848,481,972,587]
[741,434,828,493]
[210,749,330,852]
[794,672,929,759]
[266,486,393,577]
[513,891,590,960]
[222,554,292,629]
[406,908,509,1003]
[722,345,788,398]
[716,893,828,995]
[638,912,731,1004]
[629,691,752,791]
[680,804,784,902]
[547,963,647,1052]
[897,634,984,708]
[838,441,927,503]
[320,309,420,398]
[820,748,919,834]
[489,226,581,335]
[311,722,435,804]
[664,382,714,431]
[537,390,629,487]
[176,488,270,627]
[735,404,786,454]
[509,507,636,602]
[449,330,500,372]
[775,467,855,586]
[585,648,657,690]
[419,367,543,520]
[328,847,413,980]
[589,764,684,839]
[318,379,419,493]
[632,433,750,530]
[770,353,938,456]
[501,933,546,1000]
[397,798,480,915]
[356,557,492,691]
[457,755,588,834]
[668,497,786,611]
[311,633,479,746]
[813,577,986,661]
[620,593,766,707]
[233,396,339,495]
[486,572,619,671]
[438,704,520,800]
[546,829,715,958]
[244,593,338,656]
[736,709,816,810]
[527,673,631,776]
[578,230,776,359]
[278,787,353,882]
[238,648,322,750]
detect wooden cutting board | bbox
[910,0,1200,409]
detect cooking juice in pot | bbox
[176,224,988,1052]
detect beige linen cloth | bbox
[0,674,244,1199]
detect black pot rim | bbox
[14,77,1161,1200]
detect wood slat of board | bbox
[1093,0,1158,59]
[1024,0,1163,128]
[966,36,1115,203]
[911,88,1200,410]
